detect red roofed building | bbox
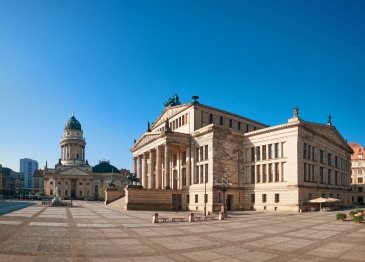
[349,143,365,204]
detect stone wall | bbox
[125,188,173,210]
[104,188,125,205]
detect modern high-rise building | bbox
[20,158,38,189]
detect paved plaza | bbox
[0,201,364,261]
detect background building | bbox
[42,113,128,200]
[20,158,38,190]
[0,166,23,197]
[350,143,365,205]
[129,97,353,212]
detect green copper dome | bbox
[65,115,82,130]
[93,161,120,173]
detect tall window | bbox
[229,119,233,128]
[335,171,338,185]
[251,166,255,183]
[268,144,273,159]
[320,167,324,183]
[251,148,255,162]
[304,163,307,181]
[269,163,273,182]
[275,194,280,203]
[320,150,324,164]
[304,143,307,159]
[220,116,223,125]
[328,153,332,166]
[209,114,213,124]
[195,148,199,161]
[182,168,186,186]
[238,121,241,130]
[275,163,279,182]
[262,194,267,203]
[200,146,204,161]
[195,166,199,184]
[358,178,363,184]
[256,147,260,161]
[205,164,208,183]
[263,164,267,183]
[262,145,267,160]
[275,143,279,158]
[256,165,261,183]
[182,151,186,165]
[328,169,332,185]
[200,165,204,183]
[195,194,198,203]
[205,145,208,160]
[251,194,255,203]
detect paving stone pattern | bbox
[0,200,364,261]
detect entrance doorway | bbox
[71,179,76,198]
[94,185,99,200]
[358,196,364,205]
[172,194,182,211]
[226,194,234,211]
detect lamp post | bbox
[214,178,232,217]
[204,179,207,217]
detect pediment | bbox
[132,133,162,151]
[151,104,191,129]
[302,122,352,152]
[58,167,91,176]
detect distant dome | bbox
[93,161,120,173]
[65,115,82,130]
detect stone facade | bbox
[350,142,365,204]
[42,114,127,200]
[131,98,353,212]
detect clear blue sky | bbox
[1,0,364,172]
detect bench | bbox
[171,217,186,222]
[158,216,167,222]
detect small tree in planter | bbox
[336,213,347,221]
[353,213,364,223]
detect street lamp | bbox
[204,179,207,216]
[214,178,232,217]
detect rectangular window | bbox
[262,145,267,160]
[256,146,260,161]
[263,164,267,183]
[335,171,338,185]
[238,121,241,130]
[229,119,232,128]
[328,169,332,185]
[262,194,267,203]
[195,166,199,184]
[205,164,208,183]
[359,187,363,193]
[246,124,249,132]
[328,153,332,166]
[205,145,208,160]
[251,166,255,183]
[57,181,61,185]
[50,181,54,185]
[220,116,223,126]
[182,151,186,165]
[256,165,261,183]
[320,167,324,184]
[268,144,273,159]
[275,143,279,158]
[320,150,324,164]
[275,194,280,203]
[50,189,53,195]
[79,182,83,186]
[200,165,204,183]
[304,143,307,159]
[200,146,204,161]
[186,194,190,203]
[269,163,273,182]
[173,154,177,167]
[358,178,363,184]
[275,163,279,182]
[182,168,186,186]
[195,194,198,203]
[251,194,255,203]
[335,156,339,168]
[209,114,213,124]
[251,147,255,162]
[304,163,307,181]
[195,148,199,161]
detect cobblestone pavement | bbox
[0,201,364,261]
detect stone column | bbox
[133,157,137,176]
[137,156,142,181]
[179,152,183,190]
[142,153,148,188]
[156,146,162,189]
[186,146,191,186]
[164,144,170,188]
[148,150,155,189]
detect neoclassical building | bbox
[42,114,126,200]
[130,97,353,212]
[350,142,365,205]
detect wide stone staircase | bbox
[105,196,126,211]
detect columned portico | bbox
[142,153,148,188]
[156,146,162,189]
[164,143,170,189]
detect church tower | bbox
[60,112,86,166]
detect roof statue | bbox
[192,95,199,103]
[165,118,171,132]
[327,115,332,126]
[293,106,299,118]
[147,121,151,132]
[163,94,181,107]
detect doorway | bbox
[226,194,234,211]
[172,194,182,211]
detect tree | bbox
[163,94,181,107]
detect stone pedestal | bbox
[152,213,159,223]
[218,211,224,220]
[189,213,194,222]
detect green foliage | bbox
[163,94,181,107]
[336,213,347,220]
[353,214,364,223]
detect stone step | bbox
[106,196,126,211]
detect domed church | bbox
[43,113,126,200]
